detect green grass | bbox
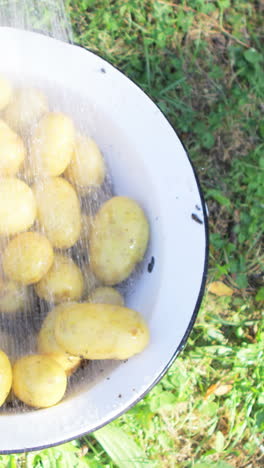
[0,0,263,466]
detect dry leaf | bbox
[214,384,233,396]
[205,383,219,399]
[208,281,234,296]
[205,383,233,399]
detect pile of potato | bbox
[0,76,150,410]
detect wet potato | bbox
[0,350,12,407]
[3,232,54,285]
[55,302,150,360]
[90,196,149,285]
[34,177,81,249]
[0,178,36,236]
[30,112,75,177]
[13,354,67,408]
[0,278,29,314]
[0,120,26,176]
[4,87,48,134]
[35,253,84,304]
[37,304,81,375]
[88,286,124,307]
[65,134,105,193]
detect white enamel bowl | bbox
[0,27,208,453]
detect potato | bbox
[55,302,150,360]
[34,177,81,248]
[65,134,105,193]
[13,354,67,408]
[0,350,12,406]
[30,112,75,177]
[0,278,29,314]
[0,120,25,176]
[90,196,149,285]
[3,232,54,285]
[37,305,81,375]
[35,253,84,304]
[0,330,35,372]
[88,287,124,307]
[0,76,13,111]
[0,178,36,236]
[4,87,48,134]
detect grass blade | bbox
[93,424,155,467]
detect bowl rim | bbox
[0,32,209,455]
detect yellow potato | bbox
[0,278,29,314]
[30,112,75,177]
[0,76,13,111]
[0,178,37,236]
[0,120,25,176]
[65,134,105,193]
[3,232,54,285]
[90,196,149,285]
[35,253,84,304]
[88,287,124,307]
[4,87,48,134]
[0,350,12,406]
[55,302,150,360]
[13,354,67,408]
[37,304,81,375]
[34,177,81,248]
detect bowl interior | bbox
[0,27,208,453]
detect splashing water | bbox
[0,0,72,42]
[0,0,144,415]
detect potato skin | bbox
[3,232,54,285]
[37,304,81,375]
[13,354,67,408]
[34,177,81,249]
[35,253,84,304]
[30,112,75,176]
[0,178,36,236]
[55,302,150,360]
[0,278,29,314]
[90,196,149,285]
[65,134,105,192]
[4,88,48,134]
[0,120,25,176]
[88,287,124,307]
[0,76,13,111]
[0,350,12,406]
